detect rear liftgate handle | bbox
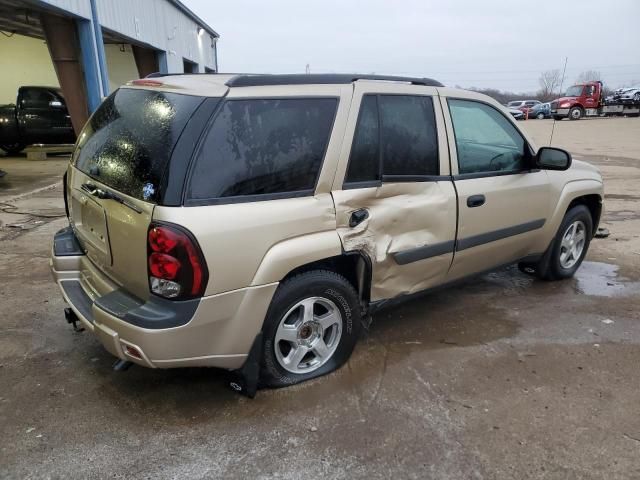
[349,208,369,227]
[467,194,486,208]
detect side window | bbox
[379,95,438,176]
[21,89,55,109]
[344,95,380,184]
[344,94,439,185]
[187,98,337,200]
[448,99,528,175]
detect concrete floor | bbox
[1,118,639,479]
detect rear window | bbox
[186,98,337,203]
[74,88,203,202]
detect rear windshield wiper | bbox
[81,183,143,214]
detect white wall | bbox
[0,34,59,104]
[96,0,217,73]
[104,44,139,92]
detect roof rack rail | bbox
[224,74,443,88]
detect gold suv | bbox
[50,74,604,393]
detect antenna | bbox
[549,57,568,145]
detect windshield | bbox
[565,85,584,97]
[74,88,203,203]
[507,101,521,107]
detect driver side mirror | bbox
[536,147,572,170]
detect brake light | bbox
[147,223,208,299]
[130,79,164,87]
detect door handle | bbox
[349,208,369,227]
[467,194,485,208]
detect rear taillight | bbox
[130,79,164,87]
[147,223,208,300]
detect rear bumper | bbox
[51,227,277,370]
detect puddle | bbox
[574,261,638,297]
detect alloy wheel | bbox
[274,296,342,374]
[559,220,586,269]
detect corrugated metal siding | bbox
[95,0,216,71]
[40,0,92,18]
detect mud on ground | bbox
[1,118,639,479]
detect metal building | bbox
[0,0,218,132]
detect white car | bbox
[507,107,524,120]
[614,87,640,102]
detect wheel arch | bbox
[566,193,602,235]
[250,231,373,305]
[533,180,603,253]
[280,250,373,306]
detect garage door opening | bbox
[102,29,162,89]
[183,58,199,73]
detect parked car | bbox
[612,86,640,102]
[508,107,525,120]
[507,99,541,113]
[0,86,75,155]
[51,73,603,394]
[528,102,551,119]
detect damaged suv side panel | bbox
[331,82,457,301]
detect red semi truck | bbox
[550,81,640,120]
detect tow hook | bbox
[112,359,133,372]
[64,307,84,332]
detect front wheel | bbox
[569,106,583,120]
[543,205,593,280]
[260,270,362,388]
[536,113,545,119]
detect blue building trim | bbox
[89,0,109,97]
[157,51,169,74]
[76,19,102,113]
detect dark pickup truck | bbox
[0,86,75,155]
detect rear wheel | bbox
[569,106,583,120]
[0,143,26,155]
[541,205,593,280]
[260,270,362,388]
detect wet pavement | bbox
[1,118,640,479]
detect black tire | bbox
[0,143,26,155]
[542,205,593,280]
[536,113,545,119]
[260,270,362,388]
[553,115,563,121]
[568,106,583,120]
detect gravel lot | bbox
[1,117,639,479]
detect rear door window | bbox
[344,94,439,186]
[379,95,439,178]
[186,98,337,202]
[74,88,203,202]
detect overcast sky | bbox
[185,0,640,92]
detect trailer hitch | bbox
[64,307,84,332]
